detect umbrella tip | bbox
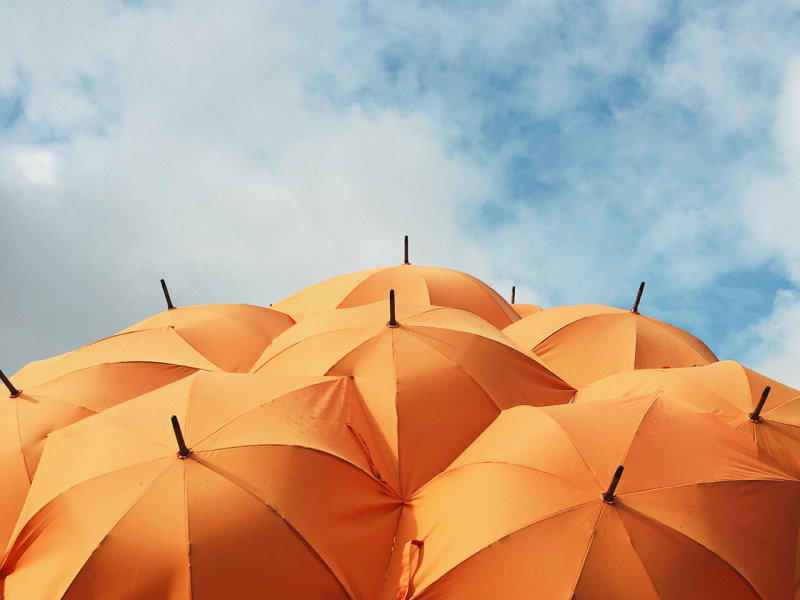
[631,281,645,314]
[511,285,516,304]
[388,289,398,327]
[161,278,176,310]
[749,386,771,422]
[403,235,410,265]
[170,415,191,458]
[0,368,21,397]
[602,465,624,504]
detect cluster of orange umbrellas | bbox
[2,243,799,599]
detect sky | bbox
[2,0,800,387]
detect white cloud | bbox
[1,146,61,186]
[743,289,800,388]
[2,0,800,388]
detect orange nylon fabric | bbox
[383,396,800,600]
[510,302,541,318]
[0,361,199,553]
[252,300,574,495]
[270,265,520,329]
[117,303,294,372]
[1,372,403,600]
[503,304,717,387]
[575,362,800,473]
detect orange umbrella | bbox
[253,295,574,495]
[1,372,402,599]
[0,328,220,552]
[271,264,520,329]
[503,302,717,387]
[385,395,800,599]
[575,361,800,472]
[117,303,295,373]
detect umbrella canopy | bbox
[117,303,295,373]
[252,298,574,495]
[1,372,402,600]
[384,394,800,600]
[270,264,520,329]
[575,361,800,472]
[510,303,541,318]
[503,303,717,387]
[0,329,221,552]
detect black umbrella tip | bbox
[170,415,191,458]
[0,368,21,398]
[388,289,399,327]
[749,386,772,422]
[602,465,624,504]
[160,278,176,310]
[631,282,645,314]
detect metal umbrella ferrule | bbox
[171,415,191,458]
[631,282,645,314]
[388,289,399,328]
[404,235,410,265]
[161,278,175,310]
[749,386,772,423]
[602,465,624,504]
[0,368,21,398]
[511,285,516,304]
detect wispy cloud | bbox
[2,1,800,388]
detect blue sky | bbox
[2,0,800,386]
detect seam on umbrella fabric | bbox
[188,379,347,451]
[189,454,354,599]
[567,502,610,599]
[52,460,181,600]
[539,410,603,491]
[569,502,661,598]
[613,501,764,598]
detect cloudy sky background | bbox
[2,0,800,386]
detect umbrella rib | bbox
[621,477,797,496]
[195,443,377,481]
[616,394,661,472]
[11,396,34,484]
[435,459,594,490]
[567,503,608,597]
[50,461,179,599]
[189,455,353,598]
[188,381,348,451]
[538,411,606,490]
[763,395,800,415]
[410,501,599,597]
[568,504,660,598]
[616,502,764,597]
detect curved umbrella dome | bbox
[385,395,800,600]
[575,361,800,473]
[1,373,402,600]
[0,328,220,553]
[503,303,717,388]
[270,265,520,329]
[117,303,295,373]
[253,299,574,495]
